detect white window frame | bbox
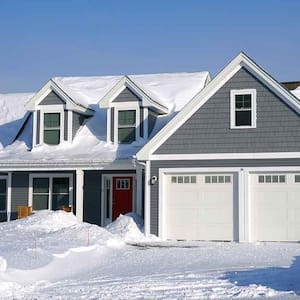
[230,89,257,129]
[29,173,73,211]
[0,176,7,212]
[38,105,65,146]
[112,103,141,145]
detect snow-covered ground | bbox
[0,211,299,299]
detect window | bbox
[171,175,197,184]
[230,89,256,128]
[44,113,61,145]
[118,110,136,143]
[116,179,130,190]
[31,175,72,211]
[295,175,300,183]
[205,175,231,184]
[0,179,7,211]
[258,174,286,184]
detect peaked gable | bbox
[112,87,141,103]
[137,52,300,160]
[39,91,65,105]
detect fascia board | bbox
[136,52,300,161]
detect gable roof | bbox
[0,71,210,168]
[136,52,300,160]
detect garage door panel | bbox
[250,173,300,242]
[164,173,235,241]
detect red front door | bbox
[112,176,133,221]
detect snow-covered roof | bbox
[0,72,210,168]
[53,72,210,112]
[0,93,34,149]
[291,85,300,100]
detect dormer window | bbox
[44,113,61,145]
[230,89,256,129]
[118,110,136,143]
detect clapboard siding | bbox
[155,67,300,154]
[39,91,65,105]
[113,87,141,102]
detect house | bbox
[136,52,300,243]
[1,52,300,243]
[0,72,210,228]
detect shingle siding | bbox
[11,172,29,220]
[155,67,300,154]
[113,87,141,103]
[150,158,300,236]
[39,91,65,105]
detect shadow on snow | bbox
[223,255,300,295]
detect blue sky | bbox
[0,0,299,93]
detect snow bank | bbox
[106,213,159,243]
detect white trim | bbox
[137,52,300,161]
[99,76,168,114]
[7,173,12,221]
[76,169,84,223]
[67,110,73,142]
[29,173,73,211]
[107,108,111,143]
[144,161,151,236]
[32,111,37,148]
[143,107,148,139]
[0,175,8,216]
[149,152,300,161]
[230,89,257,129]
[113,104,141,145]
[238,169,245,242]
[39,110,64,145]
[136,165,143,216]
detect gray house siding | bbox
[148,110,158,136]
[72,112,85,139]
[83,171,101,226]
[155,67,300,154]
[64,110,68,141]
[11,172,30,220]
[113,87,141,103]
[39,91,65,105]
[149,158,300,235]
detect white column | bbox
[143,108,148,139]
[144,160,151,236]
[238,168,246,242]
[7,172,12,221]
[106,108,111,143]
[76,169,84,223]
[136,165,143,216]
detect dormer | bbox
[99,76,169,144]
[25,80,94,147]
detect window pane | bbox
[212,176,218,183]
[178,176,183,184]
[225,176,231,183]
[171,176,177,183]
[33,194,49,210]
[44,129,60,145]
[52,194,69,210]
[279,175,285,183]
[258,175,264,183]
[118,127,135,143]
[235,94,251,109]
[295,175,300,183]
[243,94,252,108]
[0,195,6,210]
[205,176,211,183]
[53,178,69,194]
[272,175,278,183]
[266,175,272,183]
[44,113,60,128]
[236,111,251,126]
[33,178,49,193]
[118,110,136,126]
[218,176,224,183]
[0,179,6,194]
[184,176,190,183]
[191,176,196,183]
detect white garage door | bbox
[250,173,300,241]
[164,173,235,241]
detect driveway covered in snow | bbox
[0,211,299,299]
